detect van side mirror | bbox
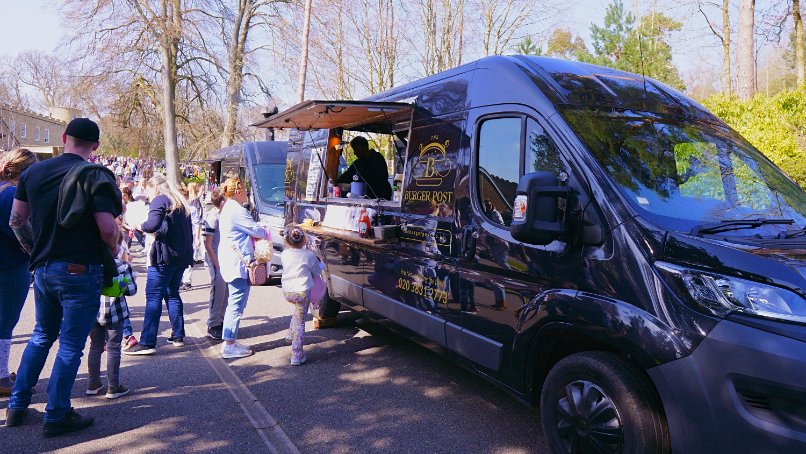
[511,171,573,245]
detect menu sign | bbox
[304,147,325,201]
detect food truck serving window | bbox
[257,100,414,205]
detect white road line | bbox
[186,319,300,454]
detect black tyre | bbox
[312,292,341,319]
[540,352,669,454]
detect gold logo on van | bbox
[414,139,450,187]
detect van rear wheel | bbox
[540,352,669,454]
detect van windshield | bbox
[253,164,286,205]
[562,108,806,236]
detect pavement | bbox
[1,248,549,453]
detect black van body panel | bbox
[664,232,806,294]
[648,319,806,453]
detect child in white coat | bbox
[280,225,321,366]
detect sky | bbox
[0,0,793,106]
[1,0,61,56]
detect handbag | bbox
[231,242,269,286]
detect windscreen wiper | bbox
[691,218,794,236]
[778,226,806,239]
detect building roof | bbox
[0,103,67,126]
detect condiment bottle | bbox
[358,209,371,238]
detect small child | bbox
[86,238,137,399]
[280,225,322,366]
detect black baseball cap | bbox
[65,118,100,142]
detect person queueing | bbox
[280,225,321,366]
[180,182,203,290]
[0,149,38,396]
[86,234,136,399]
[217,177,270,359]
[203,190,228,340]
[5,118,123,436]
[124,175,193,355]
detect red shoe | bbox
[122,336,139,351]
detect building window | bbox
[9,120,15,133]
[44,129,49,144]
[35,127,41,142]
[477,117,522,226]
[20,123,26,139]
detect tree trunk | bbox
[222,0,254,148]
[795,0,805,84]
[297,0,313,103]
[736,0,755,100]
[722,0,731,94]
[160,43,181,186]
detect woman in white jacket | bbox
[217,178,269,359]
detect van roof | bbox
[367,55,721,125]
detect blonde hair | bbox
[147,175,190,213]
[187,181,203,201]
[221,177,245,199]
[1,148,38,182]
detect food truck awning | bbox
[251,100,413,131]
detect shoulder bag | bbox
[231,241,268,286]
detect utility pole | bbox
[297,0,313,104]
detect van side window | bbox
[478,117,521,226]
[526,119,565,176]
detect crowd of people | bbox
[0,118,323,437]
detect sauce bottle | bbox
[358,208,371,238]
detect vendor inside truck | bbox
[335,136,393,200]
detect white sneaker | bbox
[221,342,253,359]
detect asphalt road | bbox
[1,248,549,453]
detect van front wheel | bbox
[540,352,669,454]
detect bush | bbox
[702,88,806,188]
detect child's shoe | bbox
[291,354,307,366]
[122,336,139,351]
[85,383,104,396]
[106,385,130,399]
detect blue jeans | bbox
[9,262,102,422]
[141,263,185,348]
[0,262,30,339]
[223,278,250,341]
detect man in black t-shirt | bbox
[337,136,393,200]
[5,118,122,437]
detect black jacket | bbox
[336,150,393,200]
[56,162,123,286]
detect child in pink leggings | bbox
[280,225,321,366]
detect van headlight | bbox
[656,262,806,324]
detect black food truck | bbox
[255,56,806,453]
[207,140,288,278]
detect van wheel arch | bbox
[527,325,659,406]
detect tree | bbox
[545,29,593,62]
[589,0,684,89]
[515,35,542,55]
[794,0,805,84]
[63,0,219,185]
[697,0,732,94]
[479,0,534,56]
[590,0,635,68]
[418,0,466,76]
[737,0,756,99]
[215,0,284,147]
[353,0,400,94]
